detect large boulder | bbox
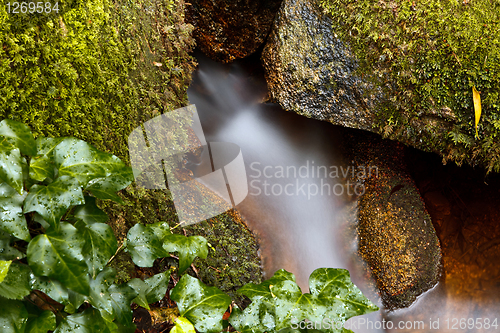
[186,0,282,63]
[262,0,500,173]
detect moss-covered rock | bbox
[262,0,500,172]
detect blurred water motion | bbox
[187,52,500,333]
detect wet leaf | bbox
[66,289,87,314]
[163,234,208,273]
[230,268,378,333]
[25,307,56,333]
[30,274,69,306]
[53,138,133,189]
[229,299,276,333]
[126,223,166,267]
[0,183,30,241]
[0,297,28,333]
[0,119,37,156]
[170,274,231,333]
[86,267,116,321]
[29,137,65,182]
[309,268,379,318]
[0,139,24,195]
[473,86,481,138]
[237,269,295,300]
[0,260,11,283]
[108,283,138,326]
[0,262,31,300]
[128,278,151,310]
[86,176,127,204]
[144,270,172,304]
[24,176,84,231]
[149,221,172,240]
[171,317,196,333]
[54,307,113,333]
[27,223,90,295]
[75,220,117,278]
[71,196,109,225]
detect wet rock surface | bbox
[340,130,442,309]
[261,0,381,131]
[186,0,282,63]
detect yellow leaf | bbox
[472,86,481,138]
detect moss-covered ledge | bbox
[319,0,500,172]
[263,0,500,172]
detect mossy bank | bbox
[0,0,263,299]
[263,0,500,172]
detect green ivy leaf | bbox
[148,221,172,240]
[0,230,25,261]
[163,234,208,273]
[54,307,113,333]
[237,269,296,300]
[87,267,116,322]
[230,270,296,333]
[231,269,379,333]
[29,137,65,182]
[30,274,69,306]
[75,220,117,279]
[0,139,24,195]
[0,182,30,241]
[54,138,133,189]
[144,270,172,304]
[0,297,28,333]
[27,223,90,295]
[126,223,166,267]
[0,262,31,300]
[0,119,37,156]
[25,307,57,333]
[271,280,317,331]
[170,274,231,333]
[66,290,87,314]
[0,260,11,283]
[308,268,379,319]
[229,299,276,333]
[71,196,109,224]
[86,176,127,204]
[128,278,151,310]
[171,317,196,333]
[24,176,85,231]
[108,283,138,327]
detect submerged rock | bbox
[341,130,442,309]
[186,0,282,63]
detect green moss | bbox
[101,185,262,305]
[319,0,500,172]
[1,0,195,162]
[1,0,263,293]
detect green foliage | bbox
[319,0,500,171]
[171,275,232,333]
[171,316,197,333]
[0,121,379,332]
[0,120,171,332]
[230,268,379,333]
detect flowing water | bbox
[187,52,500,333]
